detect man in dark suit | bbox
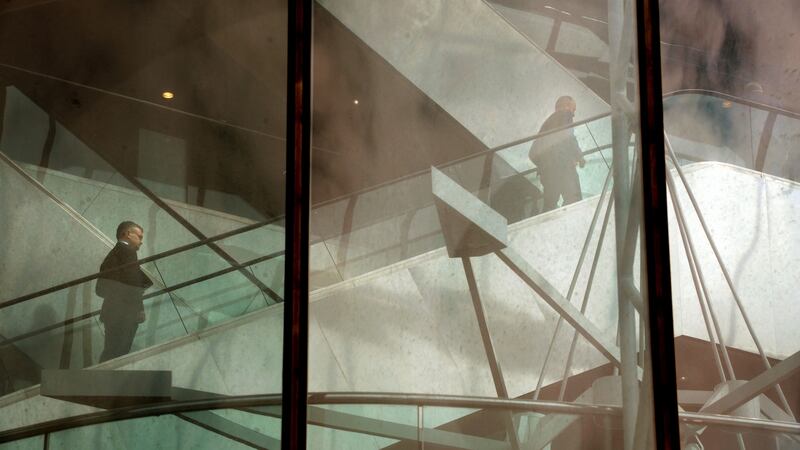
[529,96,586,211]
[96,221,152,362]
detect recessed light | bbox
[162,91,175,100]
[353,99,359,105]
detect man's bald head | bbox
[555,96,577,114]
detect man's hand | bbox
[137,311,146,323]
[578,157,586,168]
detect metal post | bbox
[281,0,312,448]
[609,0,643,447]
[635,0,682,447]
[461,257,521,450]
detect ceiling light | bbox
[353,99,359,105]
[721,100,733,108]
[162,91,175,100]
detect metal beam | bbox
[701,350,800,416]
[461,257,520,450]
[634,0,681,447]
[494,247,621,366]
[281,0,312,448]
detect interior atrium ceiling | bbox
[492,0,800,112]
[1,0,798,219]
[0,0,487,218]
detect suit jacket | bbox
[529,110,583,168]
[96,242,153,322]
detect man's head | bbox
[116,221,144,251]
[555,96,577,115]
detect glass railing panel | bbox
[0,225,281,399]
[163,271,266,331]
[241,260,285,311]
[44,413,260,450]
[216,224,285,260]
[310,1,653,446]
[421,406,616,450]
[0,0,286,436]
[307,404,417,449]
[679,422,800,450]
[149,244,244,296]
[763,114,800,181]
[317,204,443,282]
[0,435,43,450]
[0,280,107,374]
[490,120,614,222]
[0,278,189,381]
[664,93,759,167]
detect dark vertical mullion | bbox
[281,0,312,448]
[635,0,680,449]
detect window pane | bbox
[309,1,656,448]
[661,3,800,448]
[0,0,287,442]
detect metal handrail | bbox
[0,250,285,348]
[664,88,800,120]
[6,88,781,313]
[0,215,284,310]
[0,392,797,444]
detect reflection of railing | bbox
[664,89,800,178]
[3,89,797,391]
[4,89,791,323]
[0,215,283,309]
[0,392,797,444]
[0,250,284,349]
[0,85,278,304]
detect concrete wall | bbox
[317,0,609,149]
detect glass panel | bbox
[45,414,258,450]
[0,0,286,438]
[307,404,418,449]
[660,2,800,446]
[310,1,654,449]
[0,435,43,450]
[764,114,800,181]
[0,232,283,397]
[664,93,759,167]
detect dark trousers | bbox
[99,315,139,363]
[540,164,582,211]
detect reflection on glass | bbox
[0,0,286,440]
[661,19,800,450]
[310,0,654,449]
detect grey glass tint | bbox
[309,0,656,448]
[659,2,800,448]
[0,0,286,441]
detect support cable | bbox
[666,136,795,420]
[532,169,612,400]
[666,170,727,383]
[558,193,616,401]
